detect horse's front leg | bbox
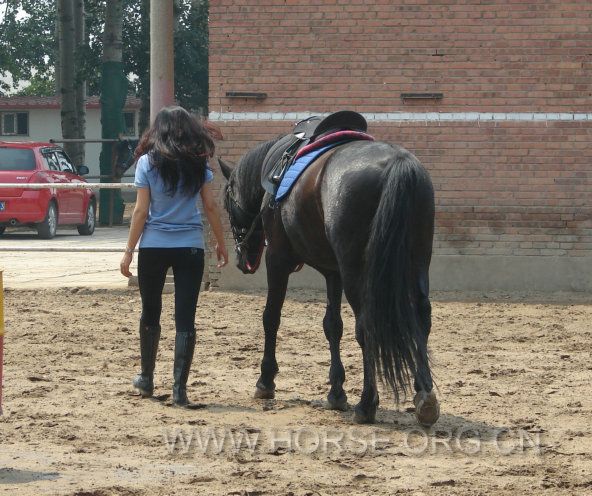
[323,272,348,411]
[254,251,292,399]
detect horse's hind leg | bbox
[342,279,379,424]
[254,251,292,400]
[322,272,348,411]
[413,271,440,427]
[353,319,379,423]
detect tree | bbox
[16,75,55,97]
[0,0,57,95]
[121,0,150,131]
[122,0,210,133]
[73,0,87,166]
[56,0,86,166]
[173,0,209,114]
[57,0,78,163]
[1,0,210,118]
[99,0,126,225]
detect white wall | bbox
[4,108,138,180]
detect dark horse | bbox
[220,137,439,425]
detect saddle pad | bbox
[275,142,344,202]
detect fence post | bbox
[0,270,4,415]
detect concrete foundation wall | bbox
[218,254,592,293]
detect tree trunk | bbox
[54,9,61,95]
[58,0,77,161]
[138,0,150,135]
[99,0,126,225]
[72,0,86,168]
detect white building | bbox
[0,95,141,179]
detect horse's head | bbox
[219,158,265,274]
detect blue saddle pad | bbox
[275,142,343,201]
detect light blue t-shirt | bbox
[134,153,213,248]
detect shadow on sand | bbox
[0,468,60,484]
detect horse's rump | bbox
[282,140,435,399]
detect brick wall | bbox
[210,0,592,112]
[207,0,592,289]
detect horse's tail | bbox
[363,150,434,402]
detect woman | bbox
[120,106,228,408]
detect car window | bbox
[42,152,60,171]
[55,151,75,173]
[0,148,36,171]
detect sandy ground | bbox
[0,227,131,289]
[1,286,591,495]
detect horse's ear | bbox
[218,158,234,180]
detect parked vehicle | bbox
[0,141,96,239]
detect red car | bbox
[0,141,96,239]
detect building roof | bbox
[0,140,57,148]
[0,95,142,110]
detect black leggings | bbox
[137,248,205,333]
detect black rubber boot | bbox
[172,330,196,407]
[132,323,161,398]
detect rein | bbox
[225,184,264,254]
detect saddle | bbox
[261,110,369,196]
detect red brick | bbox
[207,1,592,284]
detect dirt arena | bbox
[1,287,591,495]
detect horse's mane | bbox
[235,136,282,210]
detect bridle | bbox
[224,183,264,255]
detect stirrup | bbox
[271,167,285,183]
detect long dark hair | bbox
[134,106,215,196]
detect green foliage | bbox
[174,0,209,113]
[0,0,57,95]
[121,0,148,128]
[0,0,209,112]
[16,74,55,96]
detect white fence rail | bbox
[0,247,133,253]
[0,183,137,190]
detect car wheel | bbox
[0,226,5,236]
[37,202,58,239]
[77,200,96,236]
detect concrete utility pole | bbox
[150,0,175,121]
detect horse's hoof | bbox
[326,392,348,411]
[254,387,275,400]
[352,403,376,424]
[414,390,440,427]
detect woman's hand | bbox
[201,183,230,269]
[120,252,133,277]
[121,188,149,278]
[216,243,229,268]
